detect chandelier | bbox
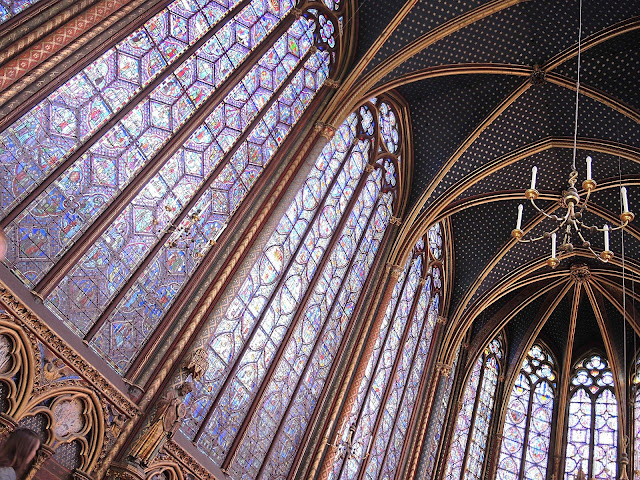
[510,0,634,269]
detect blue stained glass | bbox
[446,339,502,480]
[0,0,42,23]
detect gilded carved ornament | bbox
[0,286,138,417]
[313,121,337,140]
[128,382,194,469]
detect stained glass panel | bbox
[497,344,556,480]
[634,355,640,480]
[0,0,252,217]
[445,339,502,480]
[175,97,399,474]
[565,354,617,480]
[42,19,330,372]
[3,0,295,289]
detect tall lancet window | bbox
[180,97,404,478]
[0,0,343,374]
[0,0,42,23]
[564,354,617,480]
[445,338,504,480]
[497,344,556,480]
[329,222,444,480]
[634,354,640,480]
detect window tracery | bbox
[445,338,503,480]
[179,97,403,477]
[564,354,617,480]
[631,353,639,480]
[497,344,556,480]
[327,222,444,480]
[0,0,342,375]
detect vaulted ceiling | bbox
[332,0,640,371]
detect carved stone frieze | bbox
[0,286,138,417]
[164,440,216,480]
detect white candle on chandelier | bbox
[551,232,557,259]
[604,224,610,251]
[621,186,629,212]
[530,166,538,190]
[516,204,523,230]
[586,156,592,181]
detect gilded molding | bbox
[314,121,337,139]
[364,163,375,173]
[323,78,340,89]
[388,264,403,279]
[0,286,139,417]
[163,440,216,480]
[389,216,402,226]
[94,91,325,478]
[437,315,447,324]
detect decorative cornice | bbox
[164,440,216,480]
[0,286,139,417]
[436,362,452,377]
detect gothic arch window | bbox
[445,338,504,480]
[564,353,617,480]
[0,0,344,374]
[327,223,444,480]
[497,343,557,480]
[180,96,404,478]
[631,353,639,480]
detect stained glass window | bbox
[565,354,617,480]
[0,0,343,374]
[445,338,503,480]
[418,347,460,480]
[180,97,403,477]
[631,354,639,480]
[328,222,445,480]
[497,344,556,480]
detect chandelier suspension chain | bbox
[571,0,583,173]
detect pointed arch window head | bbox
[0,0,346,375]
[565,354,617,480]
[174,96,406,478]
[497,344,557,480]
[328,223,445,480]
[446,338,503,480]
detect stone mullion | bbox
[315,263,404,480]
[483,371,505,480]
[551,283,580,480]
[374,277,431,480]
[396,320,446,480]
[0,0,169,129]
[93,92,338,480]
[85,42,312,346]
[459,355,487,480]
[290,221,399,480]
[254,193,383,479]
[515,380,538,480]
[189,129,363,443]
[126,119,340,382]
[0,0,255,230]
[358,262,421,480]
[32,12,299,299]
[433,344,470,480]
[220,163,378,471]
